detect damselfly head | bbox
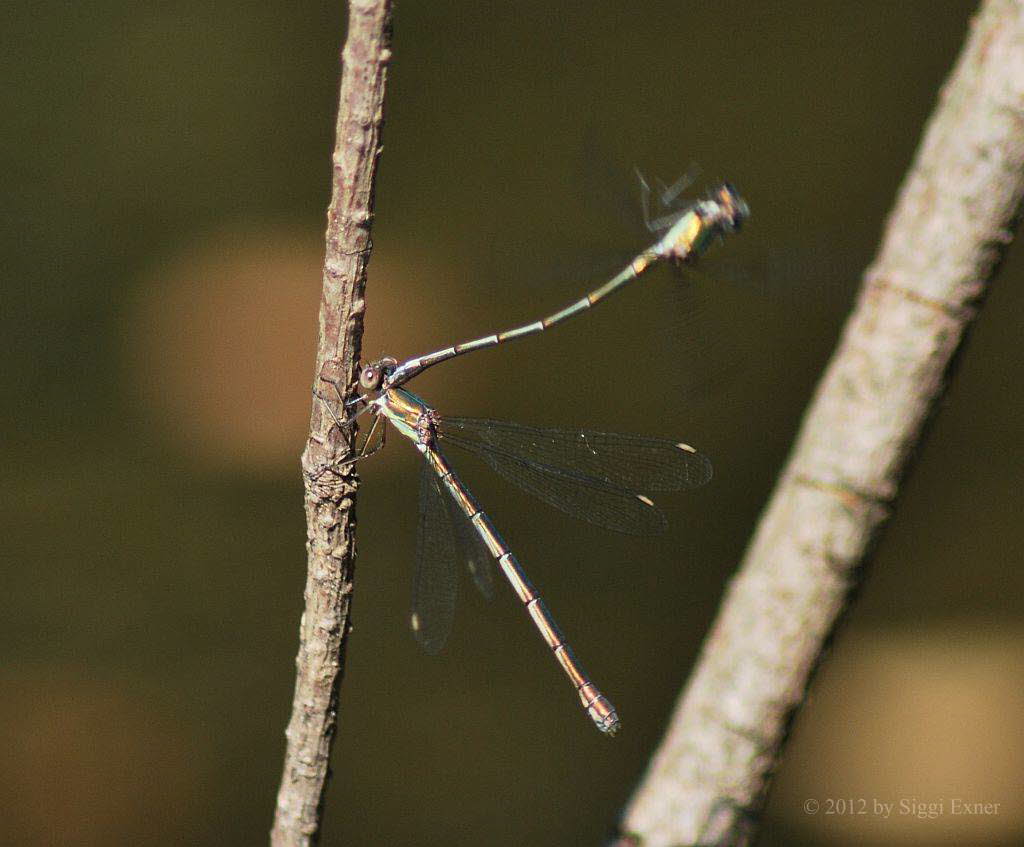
[359,357,397,391]
[714,183,749,232]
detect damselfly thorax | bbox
[371,387,438,445]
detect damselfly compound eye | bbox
[360,365,382,391]
[718,183,749,231]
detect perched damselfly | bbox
[321,364,711,734]
[316,182,748,733]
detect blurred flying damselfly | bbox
[383,182,748,387]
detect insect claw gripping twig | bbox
[314,359,371,429]
[312,388,345,429]
[315,390,372,432]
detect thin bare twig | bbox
[271,2,393,845]
[619,2,1024,845]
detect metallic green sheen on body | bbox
[378,387,431,442]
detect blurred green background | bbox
[3,1,1023,845]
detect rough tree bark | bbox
[271,2,393,845]
[619,2,1024,845]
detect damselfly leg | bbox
[312,378,388,469]
[351,410,387,463]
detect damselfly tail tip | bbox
[587,695,620,736]
[596,711,621,736]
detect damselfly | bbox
[320,362,712,734]
[382,182,748,389]
[316,182,748,733]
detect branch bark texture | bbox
[271,2,392,844]
[620,2,1024,845]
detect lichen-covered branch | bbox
[619,2,1024,845]
[271,2,393,844]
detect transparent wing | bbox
[411,460,496,654]
[443,417,712,493]
[411,463,460,654]
[444,486,495,601]
[636,164,702,234]
[438,418,712,536]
